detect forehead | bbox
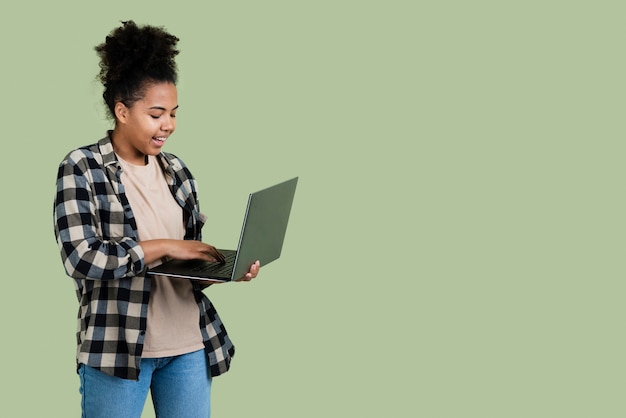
[140,82,178,108]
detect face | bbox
[113,82,178,165]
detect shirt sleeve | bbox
[53,153,145,280]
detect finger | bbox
[236,273,252,282]
[206,247,225,263]
[195,247,222,263]
[196,253,217,262]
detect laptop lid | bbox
[147,177,298,281]
[230,176,298,280]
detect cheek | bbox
[145,119,161,133]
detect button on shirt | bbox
[53,134,235,380]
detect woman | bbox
[53,20,259,417]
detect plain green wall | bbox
[1,1,624,416]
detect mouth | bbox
[152,136,168,146]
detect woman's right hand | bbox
[140,239,225,265]
[168,240,225,263]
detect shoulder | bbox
[60,144,98,166]
[159,152,201,200]
[59,136,112,168]
[161,152,194,179]
[161,151,187,168]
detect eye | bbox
[150,114,161,119]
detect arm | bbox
[139,239,225,265]
[53,153,144,280]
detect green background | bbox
[1,1,623,416]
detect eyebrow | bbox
[149,105,179,111]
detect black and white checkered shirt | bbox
[53,134,234,380]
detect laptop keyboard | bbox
[190,251,236,275]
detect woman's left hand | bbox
[235,260,260,282]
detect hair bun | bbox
[95,20,179,116]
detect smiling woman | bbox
[52,20,259,418]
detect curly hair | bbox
[95,20,179,118]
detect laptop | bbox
[148,177,298,282]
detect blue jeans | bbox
[79,349,212,418]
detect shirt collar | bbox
[97,131,178,176]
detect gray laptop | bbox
[148,177,298,282]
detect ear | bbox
[114,101,129,124]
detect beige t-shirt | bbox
[117,154,204,358]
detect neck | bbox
[110,128,148,165]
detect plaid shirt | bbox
[53,134,234,380]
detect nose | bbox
[161,115,176,132]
